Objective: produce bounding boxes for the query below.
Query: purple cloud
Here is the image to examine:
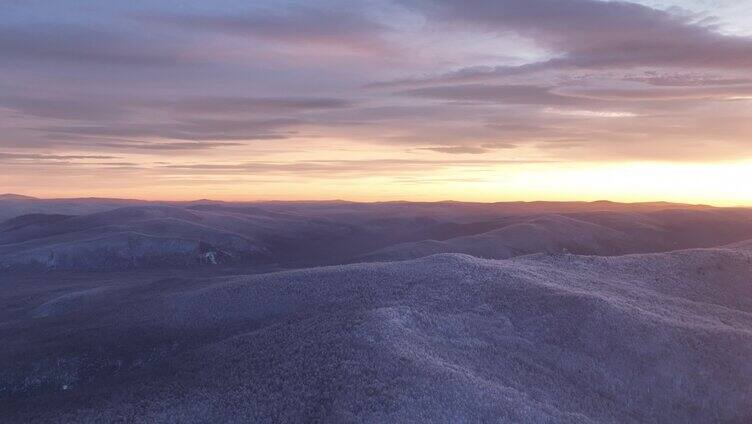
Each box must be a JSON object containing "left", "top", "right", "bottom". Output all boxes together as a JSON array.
[{"left": 383, "top": 0, "right": 752, "bottom": 85}]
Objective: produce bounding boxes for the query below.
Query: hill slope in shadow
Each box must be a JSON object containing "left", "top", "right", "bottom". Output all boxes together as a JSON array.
[
  {"left": 2, "top": 200, "right": 752, "bottom": 271},
  {"left": 360, "top": 209, "right": 752, "bottom": 262}
]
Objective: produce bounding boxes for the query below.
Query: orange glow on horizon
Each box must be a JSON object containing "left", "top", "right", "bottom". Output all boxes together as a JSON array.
[{"left": 8, "top": 160, "right": 752, "bottom": 207}]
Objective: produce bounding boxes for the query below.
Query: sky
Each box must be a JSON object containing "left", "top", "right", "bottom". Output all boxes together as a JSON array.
[{"left": 2, "top": 0, "right": 752, "bottom": 204}]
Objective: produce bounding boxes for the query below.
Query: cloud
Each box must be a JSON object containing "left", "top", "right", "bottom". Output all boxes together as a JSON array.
[
  {"left": 3, "top": 0, "right": 752, "bottom": 196},
  {"left": 0, "top": 24, "right": 189, "bottom": 66},
  {"left": 480, "top": 142, "right": 517, "bottom": 149},
  {"left": 544, "top": 108, "right": 638, "bottom": 118},
  {"left": 623, "top": 72, "right": 752, "bottom": 87},
  {"left": 162, "top": 96, "right": 355, "bottom": 114},
  {"left": 418, "top": 146, "right": 490, "bottom": 154},
  {"left": 1, "top": 95, "right": 352, "bottom": 154},
  {"left": 0, "top": 152, "right": 119, "bottom": 160},
  {"left": 397, "top": 82, "right": 752, "bottom": 112},
  {"left": 82, "top": 141, "right": 247, "bottom": 152},
  {"left": 382, "top": 0, "right": 752, "bottom": 85},
  {"left": 1, "top": 97, "right": 130, "bottom": 120},
  {"left": 139, "top": 5, "right": 392, "bottom": 55},
  {"left": 417, "top": 143, "right": 517, "bottom": 154},
  {"left": 561, "top": 85, "right": 752, "bottom": 101},
  {"left": 3, "top": 94, "right": 351, "bottom": 120},
  {"left": 41, "top": 118, "right": 301, "bottom": 142},
  {"left": 160, "top": 158, "right": 553, "bottom": 177},
  {"left": 0, "top": 152, "right": 143, "bottom": 169},
  {"left": 399, "top": 84, "right": 598, "bottom": 106}
]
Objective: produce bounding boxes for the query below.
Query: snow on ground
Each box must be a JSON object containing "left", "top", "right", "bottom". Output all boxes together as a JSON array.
[{"left": 2, "top": 245, "right": 751, "bottom": 423}]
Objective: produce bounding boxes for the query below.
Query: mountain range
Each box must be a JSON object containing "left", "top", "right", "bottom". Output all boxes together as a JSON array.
[{"left": 1, "top": 196, "right": 751, "bottom": 422}]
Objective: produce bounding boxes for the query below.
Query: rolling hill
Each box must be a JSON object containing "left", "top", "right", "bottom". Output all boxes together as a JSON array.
[
  {"left": 360, "top": 209, "right": 752, "bottom": 262},
  {"left": 3, "top": 200, "right": 752, "bottom": 271},
  {"left": 2, "top": 245, "right": 751, "bottom": 422}
]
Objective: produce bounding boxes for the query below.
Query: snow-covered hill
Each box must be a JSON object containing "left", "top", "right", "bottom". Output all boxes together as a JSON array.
[
  {"left": 3, "top": 245, "right": 751, "bottom": 422},
  {"left": 360, "top": 210, "right": 752, "bottom": 262},
  {"left": 3, "top": 202, "right": 752, "bottom": 271}
]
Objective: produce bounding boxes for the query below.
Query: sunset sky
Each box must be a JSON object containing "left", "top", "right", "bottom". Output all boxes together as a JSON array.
[{"left": 2, "top": 0, "right": 752, "bottom": 204}]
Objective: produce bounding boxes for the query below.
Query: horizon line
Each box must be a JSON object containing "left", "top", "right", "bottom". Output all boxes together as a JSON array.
[{"left": 3, "top": 193, "right": 746, "bottom": 208}]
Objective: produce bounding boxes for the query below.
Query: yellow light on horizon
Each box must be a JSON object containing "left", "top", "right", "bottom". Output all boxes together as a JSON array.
[
  {"left": 7, "top": 158, "right": 752, "bottom": 207},
  {"left": 465, "top": 160, "right": 752, "bottom": 206}
]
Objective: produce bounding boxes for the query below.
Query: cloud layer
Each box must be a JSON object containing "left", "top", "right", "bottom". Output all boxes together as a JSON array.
[{"left": 2, "top": 0, "right": 752, "bottom": 200}]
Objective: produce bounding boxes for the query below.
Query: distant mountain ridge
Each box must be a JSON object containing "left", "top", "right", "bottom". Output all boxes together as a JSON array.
[
  {"left": 1, "top": 198, "right": 751, "bottom": 271},
  {"left": 0, "top": 194, "right": 38, "bottom": 200}
]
